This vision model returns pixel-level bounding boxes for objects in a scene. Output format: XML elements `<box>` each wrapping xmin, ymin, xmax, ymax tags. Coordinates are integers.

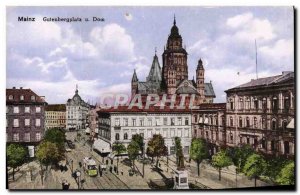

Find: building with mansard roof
<box><xmin>131</xmin><ymin>17</ymin><xmax>215</xmax><ymax>104</ymax></box>
<box><xmin>6</xmin><ymin>87</ymin><xmax>47</xmax><ymax>157</ymax></box>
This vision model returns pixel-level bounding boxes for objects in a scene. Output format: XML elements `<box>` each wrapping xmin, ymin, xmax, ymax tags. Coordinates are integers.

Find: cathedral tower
<box><xmin>196</xmin><ymin>58</ymin><xmax>205</xmax><ymax>103</ymax></box>
<box><xmin>162</xmin><ymin>16</ymin><xmax>188</xmax><ymax>94</ymax></box>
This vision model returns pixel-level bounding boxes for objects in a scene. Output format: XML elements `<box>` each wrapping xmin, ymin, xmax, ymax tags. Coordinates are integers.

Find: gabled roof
<box><xmin>176</xmin><ymin>79</ymin><xmax>199</xmax><ymax>94</ymax></box>
<box><xmin>146</xmin><ymin>54</ymin><xmax>162</xmax><ymax>82</ymax></box>
<box><xmin>227</xmin><ymin>71</ymin><xmax>294</xmax><ymax>91</ymax></box>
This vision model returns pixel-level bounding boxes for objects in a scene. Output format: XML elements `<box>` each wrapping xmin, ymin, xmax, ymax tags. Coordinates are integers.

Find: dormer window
<box><xmin>20</xmin><ymin>95</ymin><xmax>24</xmax><ymax>101</ymax></box>
<box><xmin>9</xmin><ymin>95</ymin><xmax>13</xmax><ymax>100</ymax></box>
<box><xmin>31</xmin><ymin>96</ymin><xmax>35</xmax><ymax>101</ymax></box>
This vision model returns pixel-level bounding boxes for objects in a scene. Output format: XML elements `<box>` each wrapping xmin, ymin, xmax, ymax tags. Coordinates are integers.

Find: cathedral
<box><xmin>131</xmin><ymin>17</ymin><xmax>215</xmax><ymax>104</ymax></box>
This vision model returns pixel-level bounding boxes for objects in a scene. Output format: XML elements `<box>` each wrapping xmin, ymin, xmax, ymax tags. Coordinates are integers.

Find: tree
<box><xmin>36</xmin><ymin>141</ymin><xmax>62</xmax><ymax>185</ymax></box>
<box><xmin>190</xmin><ymin>138</ymin><xmax>208</xmax><ymax>176</ymax></box>
<box><xmin>265</xmin><ymin>156</ymin><xmax>288</xmax><ymax>182</ymax></box>
<box><xmin>112</xmin><ymin>142</ymin><xmax>127</xmax><ymax>172</ymax></box>
<box><xmin>243</xmin><ymin>153</ymin><xmax>267</xmax><ymax>187</ymax></box>
<box><xmin>7</xmin><ymin>144</ymin><xmax>27</xmax><ymax>181</ymax></box>
<box><xmin>146</xmin><ymin>134</ymin><xmax>168</xmax><ymax>167</ymax></box>
<box><xmin>36</xmin><ymin>141</ymin><xmax>62</xmax><ymax>167</ymax></box>
<box><xmin>44</xmin><ymin>128</ymin><xmax>65</xmax><ymax>154</ymax></box>
<box><xmin>132</xmin><ymin>134</ymin><xmax>144</xmax><ymax>156</ymax></box>
<box><xmin>276</xmin><ymin>161</ymin><xmax>294</xmax><ymax>185</ymax></box>
<box><xmin>228</xmin><ymin>145</ymin><xmax>254</xmax><ymax>173</ymax></box>
<box><xmin>127</xmin><ymin>141</ymin><xmax>140</xmax><ymax>172</ymax></box>
<box><xmin>211</xmin><ymin>150</ymin><xmax>232</xmax><ymax>181</ymax></box>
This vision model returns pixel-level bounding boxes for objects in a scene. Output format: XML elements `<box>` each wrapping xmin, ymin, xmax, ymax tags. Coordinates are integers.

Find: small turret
<box><xmin>131</xmin><ymin>69</ymin><xmax>138</xmax><ymax>97</ymax></box>
<box><xmin>196</xmin><ymin>58</ymin><xmax>205</xmax><ymax>104</ymax></box>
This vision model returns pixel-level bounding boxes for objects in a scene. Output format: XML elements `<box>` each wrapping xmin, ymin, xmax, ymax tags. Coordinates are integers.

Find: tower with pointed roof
<box><xmin>129</xmin><ymin>16</ymin><xmax>216</xmax><ymax>103</ymax></box>
<box><xmin>131</xmin><ymin>69</ymin><xmax>138</xmax><ymax>97</ymax></box>
<box><xmin>162</xmin><ymin>15</ymin><xmax>188</xmax><ymax>94</ymax></box>
<box><xmin>196</xmin><ymin>58</ymin><xmax>205</xmax><ymax>103</ymax></box>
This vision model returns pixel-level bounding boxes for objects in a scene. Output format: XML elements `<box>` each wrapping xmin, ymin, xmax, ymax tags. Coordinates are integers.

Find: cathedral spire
<box><xmin>173</xmin><ymin>14</ymin><xmax>176</xmax><ymax>25</ymax></box>
<box><xmin>132</xmin><ymin>69</ymin><xmax>138</xmax><ymax>82</ymax></box>
<box><xmin>197</xmin><ymin>58</ymin><xmax>204</xmax><ymax>70</ymax></box>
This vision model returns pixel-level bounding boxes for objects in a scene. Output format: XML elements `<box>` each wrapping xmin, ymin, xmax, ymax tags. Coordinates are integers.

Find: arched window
<box><xmin>124</xmin><ymin>133</ymin><xmax>128</xmax><ymax>140</ymax></box>
<box><xmin>229</xmin><ymin>99</ymin><xmax>234</xmax><ymax>110</ymax></box>
<box><xmin>246</xmin><ymin>97</ymin><xmax>250</xmax><ymax>110</ymax></box>
<box><xmin>262</xmin><ymin>118</ymin><xmax>267</xmax><ymax>129</ymax></box>
<box><xmin>115</xmin><ymin>133</ymin><xmax>120</xmax><ymax>140</ymax></box>
<box><xmin>20</xmin><ymin>95</ymin><xmax>24</xmax><ymax>101</ymax></box>
<box><xmin>262</xmin><ymin>97</ymin><xmax>267</xmax><ymax>110</ymax></box>
<box><xmin>230</xmin><ymin>117</ymin><xmax>233</xmax><ymax>126</ymax></box>
<box><xmin>254</xmin><ymin>117</ymin><xmax>257</xmax><ymax>128</ymax></box>
<box><xmin>246</xmin><ymin>117</ymin><xmax>250</xmax><ymax>127</ymax></box>
<box><xmin>221</xmin><ymin>116</ymin><xmax>225</xmax><ymax>126</ymax></box>
<box><xmin>239</xmin><ymin>117</ymin><xmax>243</xmax><ymax>127</ymax></box>
<box><xmin>239</xmin><ymin>98</ymin><xmax>244</xmax><ymax>110</ymax></box>
<box><xmin>253</xmin><ymin>97</ymin><xmax>258</xmax><ymax>109</ymax></box>
<box><xmin>272</xmin><ymin>96</ymin><xmax>278</xmax><ymax>111</ymax></box>
<box><xmin>272</xmin><ymin>119</ymin><xmax>277</xmax><ymax>130</ymax></box>
<box><xmin>282</xmin><ymin>120</ymin><xmax>288</xmax><ymax>130</ymax></box>
<box><xmin>261</xmin><ymin>137</ymin><xmax>266</xmax><ymax>149</ymax></box>
<box><xmin>8</xmin><ymin>95</ymin><xmax>13</xmax><ymax>100</ymax></box>
<box><xmin>284</xmin><ymin>95</ymin><xmax>290</xmax><ymax>110</ymax></box>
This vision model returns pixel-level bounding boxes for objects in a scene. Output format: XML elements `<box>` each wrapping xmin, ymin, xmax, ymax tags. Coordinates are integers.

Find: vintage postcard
<box><xmin>6</xmin><ymin>6</ymin><xmax>295</xmax><ymax>190</ymax></box>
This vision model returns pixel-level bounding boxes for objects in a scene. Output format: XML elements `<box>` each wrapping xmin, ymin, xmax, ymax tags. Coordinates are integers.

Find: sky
<box><xmin>6</xmin><ymin>6</ymin><xmax>294</xmax><ymax>104</ymax></box>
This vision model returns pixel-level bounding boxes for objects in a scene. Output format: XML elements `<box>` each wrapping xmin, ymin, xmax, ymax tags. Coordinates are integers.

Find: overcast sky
<box><xmin>6</xmin><ymin>6</ymin><xmax>294</xmax><ymax>104</ymax></box>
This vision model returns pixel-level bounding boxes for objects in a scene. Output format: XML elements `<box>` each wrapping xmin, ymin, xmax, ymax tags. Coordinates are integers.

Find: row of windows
<box><xmin>114</xmin><ymin>117</ymin><xmax>190</xmax><ymax>127</ymax></box>
<box><xmin>228</xmin><ymin>95</ymin><xmax>292</xmax><ymax>110</ymax></box>
<box><xmin>8</xmin><ymin>95</ymin><xmax>36</xmax><ymax>101</ymax></box>
<box><xmin>10</xmin><ymin>132</ymin><xmax>41</xmax><ymax>142</ymax></box>
<box><xmin>46</xmin><ymin>120</ymin><xmax>65</xmax><ymax>124</ymax></box>
<box><xmin>228</xmin><ymin>116</ymin><xmax>288</xmax><ymax>130</ymax></box>
<box><xmin>46</xmin><ymin>115</ymin><xmax>65</xmax><ymax>119</ymax></box>
<box><xmin>7</xmin><ymin>106</ymin><xmax>41</xmax><ymax>114</ymax></box>
<box><xmin>8</xmin><ymin>118</ymin><xmax>41</xmax><ymax>127</ymax></box>
<box><xmin>113</xmin><ymin>129</ymin><xmax>190</xmax><ymax>141</ymax></box>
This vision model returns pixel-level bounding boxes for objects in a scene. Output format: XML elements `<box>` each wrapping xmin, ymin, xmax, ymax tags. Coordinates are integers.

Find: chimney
<box><xmin>12</xmin><ymin>87</ymin><xmax>16</xmax><ymax>89</ymax></box>
<box><xmin>20</xmin><ymin>87</ymin><xmax>23</xmax><ymax>89</ymax></box>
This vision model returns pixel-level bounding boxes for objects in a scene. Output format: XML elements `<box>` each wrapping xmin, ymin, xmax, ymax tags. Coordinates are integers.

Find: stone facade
<box><xmin>97</xmin><ymin>106</ymin><xmax>192</xmax><ymax>156</ymax></box>
<box><xmin>192</xmin><ymin>103</ymin><xmax>226</xmax><ymax>155</ymax></box>
<box><xmin>6</xmin><ymin>87</ymin><xmax>47</xmax><ymax>156</ymax></box>
<box><xmin>225</xmin><ymin>71</ymin><xmax>295</xmax><ymax>157</ymax></box>
<box><xmin>131</xmin><ymin>17</ymin><xmax>215</xmax><ymax>104</ymax></box>
<box><xmin>45</xmin><ymin>104</ymin><xmax>66</xmax><ymax>130</ymax></box>
<box><xmin>66</xmin><ymin>86</ymin><xmax>90</xmax><ymax>131</ymax></box>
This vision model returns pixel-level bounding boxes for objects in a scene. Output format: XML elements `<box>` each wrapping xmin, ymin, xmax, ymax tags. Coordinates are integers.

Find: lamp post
<box><xmin>142</xmin><ymin>143</ymin><xmax>145</xmax><ymax>178</ymax></box>
<box><xmin>70</xmin><ymin>160</ymin><xmax>73</xmax><ymax>173</ymax></box>
<box><xmin>76</xmin><ymin>170</ymin><xmax>81</xmax><ymax>189</ymax></box>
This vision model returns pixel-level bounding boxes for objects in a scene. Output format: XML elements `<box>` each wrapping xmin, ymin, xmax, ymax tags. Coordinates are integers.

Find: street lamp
<box><xmin>142</xmin><ymin>142</ymin><xmax>145</xmax><ymax>178</ymax></box>
<box><xmin>70</xmin><ymin>160</ymin><xmax>73</xmax><ymax>173</ymax></box>
<box><xmin>76</xmin><ymin>170</ymin><xmax>81</xmax><ymax>189</ymax></box>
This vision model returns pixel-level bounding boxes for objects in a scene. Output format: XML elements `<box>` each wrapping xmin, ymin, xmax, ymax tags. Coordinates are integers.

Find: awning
<box><xmin>287</xmin><ymin>118</ymin><xmax>294</xmax><ymax>129</ymax></box>
<box><xmin>93</xmin><ymin>139</ymin><xmax>111</xmax><ymax>153</ymax></box>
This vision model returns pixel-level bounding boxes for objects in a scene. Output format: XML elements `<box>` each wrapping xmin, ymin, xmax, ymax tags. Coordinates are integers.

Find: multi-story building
<box><xmin>87</xmin><ymin>105</ymin><xmax>100</xmax><ymax>138</ymax></box>
<box><xmin>192</xmin><ymin>103</ymin><xmax>226</xmax><ymax>155</ymax></box>
<box><xmin>66</xmin><ymin>86</ymin><xmax>90</xmax><ymax>131</ymax></box>
<box><xmin>225</xmin><ymin>71</ymin><xmax>295</xmax><ymax>157</ymax></box>
<box><xmin>131</xmin><ymin>17</ymin><xmax>216</xmax><ymax>104</ymax></box>
<box><xmin>96</xmin><ymin>106</ymin><xmax>192</xmax><ymax>156</ymax></box>
<box><xmin>45</xmin><ymin>104</ymin><xmax>66</xmax><ymax>130</ymax></box>
<box><xmin>6</xmin><ymin>87</ymin><xmax>47</xmax><ymax>157</ymax></box>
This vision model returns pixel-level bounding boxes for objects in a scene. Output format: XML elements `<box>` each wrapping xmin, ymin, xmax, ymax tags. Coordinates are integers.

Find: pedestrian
<box><xmin>79</xmin><ymin>162</ymin><xmax>82</xmax><ymax>168</ymax></box>
<box><xmin>106</xmin><ymin>160</ymin><xmax>108</xmax><ymax>165</ymax></box>
<box><xmin>111</xmin><ymin>159</ymin><xmax>113</xmax><ymax>165</ymax></box>
<box><xmin>114</xmin><ymin>165</ymin><xmax>117</xmax><ymax>173</ymax></box>
<box><xmin>109</xmin><ymin>166</ymin><xmax>112</xmax><ymax>173</ymax></box>
<box><xmin>99</xmin><ymin>170</ymin><xmax>103</xmax><ymax>177</ymax></box>
<box><xmin>120</xmin><ymin>169</ymin><xmax>123</xmax><ymax>176</ymax></box>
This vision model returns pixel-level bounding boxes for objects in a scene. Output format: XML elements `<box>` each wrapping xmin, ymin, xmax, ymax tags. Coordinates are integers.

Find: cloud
<box><xmin>90</xmin><ymin>23</ymin><xmax>135</xmax><ymax>62</ymax></box>
<box><xmin>226</xmin><ymin>12</ymin><xmax>276</xmax><ymax>42</ymax></box>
